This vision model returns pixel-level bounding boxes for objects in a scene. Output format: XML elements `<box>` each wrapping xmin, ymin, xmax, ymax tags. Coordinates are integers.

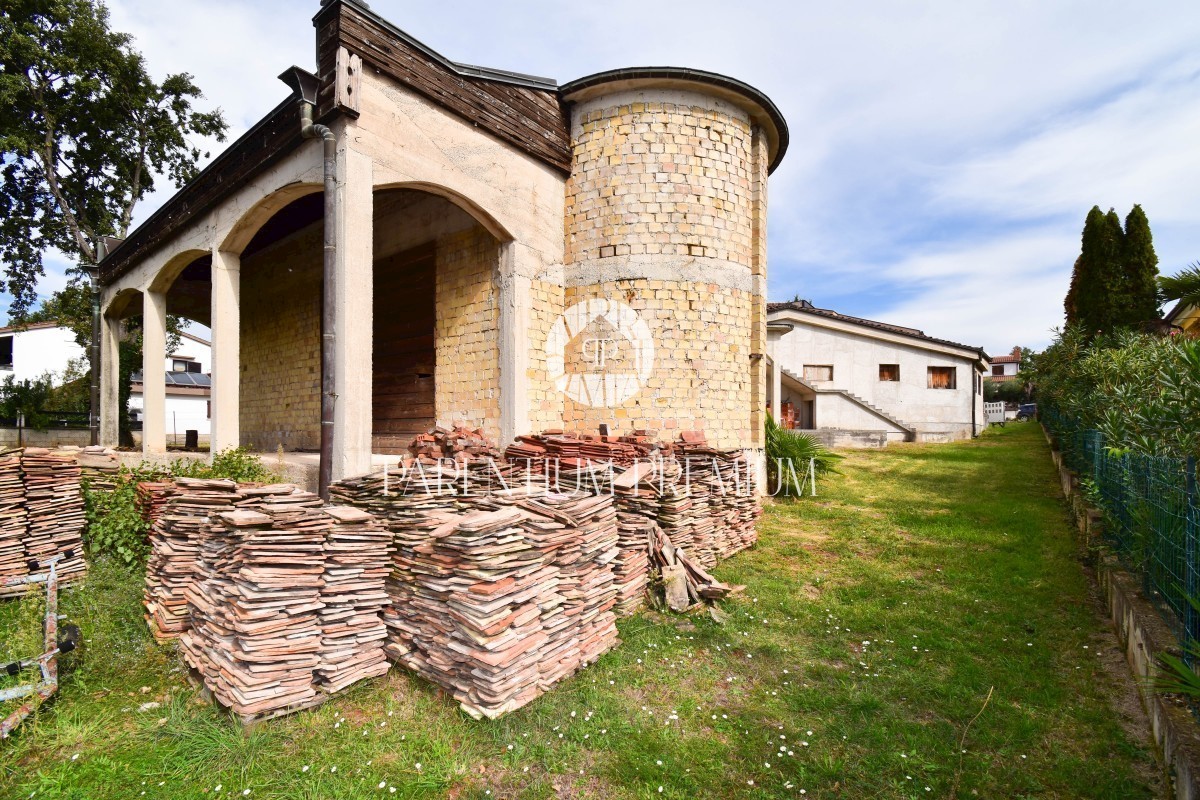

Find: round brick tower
<box><xmin>557</xmin><ymin>69</ymin><xmax>787</xmax><ymax>451</ymax></box>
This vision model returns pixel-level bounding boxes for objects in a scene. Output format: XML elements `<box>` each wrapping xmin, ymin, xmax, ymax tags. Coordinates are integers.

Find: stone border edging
<box><xmin>1042</xmin><ymin>422</ymin><xmax>1200</xmax><ymax>800</ymax></box>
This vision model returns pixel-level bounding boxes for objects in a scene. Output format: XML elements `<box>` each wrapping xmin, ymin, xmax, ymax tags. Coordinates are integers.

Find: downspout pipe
<box><xmin>279</xmin><ymin>67</ymin><xmax>337</xmax><ymax>499</ymax></box>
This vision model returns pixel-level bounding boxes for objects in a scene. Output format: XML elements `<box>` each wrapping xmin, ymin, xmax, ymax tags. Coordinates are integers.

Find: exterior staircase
<box><xmin>779</xmin><ymin>368</ymin><xmax>915</xmax><ymax>441</ymax></box>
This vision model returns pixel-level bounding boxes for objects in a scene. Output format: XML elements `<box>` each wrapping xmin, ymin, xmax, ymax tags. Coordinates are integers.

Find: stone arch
<box><xmin>372</xmin><ymin>180</ymin><xmax>513</xmax><ymax>244</ymax></box>
<box><xmin>217</xmin><ymin>182</ymin><xmax>324</xmax><ymax>255</ymax></box>
<box><xmin>147</xmin><ymin>248</ymin><xmax>210</xmax><ymax>295</ymax></box>
<box><xmin>104</xmin><ymin>287</ymin><xmax>143</xmax><ymax>320</ymax></box>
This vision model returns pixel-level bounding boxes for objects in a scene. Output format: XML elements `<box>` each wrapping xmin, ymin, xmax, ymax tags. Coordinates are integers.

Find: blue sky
<box><xmin>24</xmin><ymin>0</ymin><xmax>1200</xmax><ymax>354</ymax></box>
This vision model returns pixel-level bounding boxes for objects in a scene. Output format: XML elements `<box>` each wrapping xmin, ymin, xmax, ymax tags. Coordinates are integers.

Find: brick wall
<box><xmin>527</xmin><ymin>278</ymin><xmax>565</xmax><ymax>433</ymax></box>
<box><xmin>565</xmin><ymin>92</ymin><xmax>756</xmax><ymax>267</ymax></box>
<box><xmin>434</xmin><ymin>227</ymin><xmax>502</xmax><ymax>442</ymax></box>
<box><xmin>239</xmin><ymin>225</ymin><xmax>322</xmax><ymax>452</ymax></box>
<box><xmin>561</xmin><ymin>88</ymin><xmax>765</xmax><ymax>450</ymax></box>
<box><xmin>559</xmin><ymin>280</ymin><xmax>754</xmax><ymax>449</ymax></box>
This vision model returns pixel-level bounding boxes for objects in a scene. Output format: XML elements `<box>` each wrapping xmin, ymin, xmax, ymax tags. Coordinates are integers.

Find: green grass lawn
<box><xmin>0</xmin><ymin>423</ymin><xmax>1163</xmax><ymax>798</ymax></box>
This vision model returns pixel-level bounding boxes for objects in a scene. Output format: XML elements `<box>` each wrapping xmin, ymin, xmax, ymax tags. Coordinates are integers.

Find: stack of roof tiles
<box><xmin>675</xmin><ymin>435</ymin><xmax>761</xmax><ymax>559</ymax></box>
<box><xmin>316</xmin><ymin>506</ymin><xmax>392</xmax><ymax>694</ymax></box>
<box><xmin>409</xmin><ymin>424</ymin><xmax>504</xmax><ymax>466</ymax></box>
<box><xmin>21</xmin><ymin>448</ymin><xmax>87</xmax><ymax>583</ymax></box>
<box><xmin>143</xmin><ymin>478</ymin><xmax>242</xmax><ymax>637</ymax></box>
<box><xmin>376</xmin><ymin>493</ymin><xmax>620</xmax><ymax>719</ymax></box>
<box><xmin>158</xmin><ymin>482</ymin><xmax>394</xmax><ymax>722</ymax></box>
<box><xmin>0</xmin><ymin>450</ymin><xmax>28</xmax><ymax>595</ymax></box>
<box><xmin>181</xmin><ymin>497</ymin><xmax>328</xmax><ymax>720</ymax></box>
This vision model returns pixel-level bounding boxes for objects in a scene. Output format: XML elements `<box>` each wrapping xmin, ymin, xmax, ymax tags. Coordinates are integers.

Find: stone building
<box><xmin>97</xmin><ymin>0</ymin><xmax>788</xmax><ymax>482</ymax></box>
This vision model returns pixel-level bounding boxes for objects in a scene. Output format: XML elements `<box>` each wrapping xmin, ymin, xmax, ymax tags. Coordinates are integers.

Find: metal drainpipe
<box><xmin>87</xmin><ymin>244</ymin><xmax>105</xmax><ymax>447</ymax></box>
<box><xmin>297</xmin><ymin>101</ymin><xmax>338</xmax><ymax>500</ymax></box>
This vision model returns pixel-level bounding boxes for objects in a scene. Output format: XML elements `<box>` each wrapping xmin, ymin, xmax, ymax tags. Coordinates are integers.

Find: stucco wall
<box><xmin>773</xmin><ymin>317</ymin><xmax>984</xmax><ymax>440</ymax></box>
<box><xmin>0</xmin><ymin>326</ymin><xmax>85</xmax><ymax>385</ymax></box>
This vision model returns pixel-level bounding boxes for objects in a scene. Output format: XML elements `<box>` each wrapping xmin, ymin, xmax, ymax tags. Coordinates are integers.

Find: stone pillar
<box><xmin>498</xmin><ymin>242</ymin><xmax>533</xmax><ymax>447</ymax></box>
<box><xmin>99</xmin><ymin>312</ymin><xmax>121</xmax><ymax>446</ymax></box>
<box><xmin>210</xmin><ymin>249</ymin><xmax>241</xmax><ymax>452</ymax></box>
<box><xmin>141</xmin><ymin>290</ymin><xmax>168</xmax><ymax>454</ymax></box>
<box><xmin>331</xmin><ymin>142</ymin><xmax>373</xmax><ymax>481</ymax></box>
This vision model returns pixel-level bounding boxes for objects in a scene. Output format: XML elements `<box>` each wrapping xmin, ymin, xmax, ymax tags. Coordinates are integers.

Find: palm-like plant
<box><xmin>1160</xmin><ymin>262</ymin><xmax>1200</xmax><ymax>309</ymax></box>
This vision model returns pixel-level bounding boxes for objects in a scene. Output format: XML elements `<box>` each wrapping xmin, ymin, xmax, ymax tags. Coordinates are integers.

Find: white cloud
<box><xmin>12</xmin><ymin>0</ymin><xmax>1199</xmax><ymax>350</ymax></box>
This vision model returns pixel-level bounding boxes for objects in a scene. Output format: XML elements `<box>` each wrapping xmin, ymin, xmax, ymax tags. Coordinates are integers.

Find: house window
<box><xmin>878</xmin><ymin>364</ymin><xmax>900</xmax><ymax>382</ymax></box>
<box><xmin>928</xmin><ymin>366</ymin><xmax>957</xmax><ymax>389</ymax></box>
<box><xmin>172</xmin><ymin>359</ymin><xmax>201</xmax><ymax>374</ymax></box>
<box><xmin>803</xmin><ymin>365</ymin><xmax>833</xmax><ymax>382</ymax></box>
<box><xmin>0</xmin><ymin>336</ymin><xmax>11</xmax><ymax>370</ymax></box>
<box><xmin>992</xmin><ymin>365</ymin><xmax>1005</xmax><ymax>377</ymax></box>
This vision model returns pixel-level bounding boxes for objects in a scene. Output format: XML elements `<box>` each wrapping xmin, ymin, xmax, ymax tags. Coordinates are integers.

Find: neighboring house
<box><xmin>0</xmin><ymin>321</ymin><xmax>86</xmax><ymax>384</ymax></box>
<box><xmin>129</xmin><ymin>331</ymin><xmax>213</xmax><ymax>438</ymax></box>
<box><xmin>0</xmin><ymin>320</ymin><xmax>212</xmax><ymax>439</ymax></box>
<box><xmin>985</xmin><ymin>346</ymin><xmax>1023</xmax><ymax>382</ymax></box>
<box><xmin>766</xmin><ymin>300</ymin><xmax>990</xmax><ymax>446</ymax></box>
<box><xmin>1166</xmin><ymin>301</ymin><xmax>1200</xmax><ymax>336</ymax></box>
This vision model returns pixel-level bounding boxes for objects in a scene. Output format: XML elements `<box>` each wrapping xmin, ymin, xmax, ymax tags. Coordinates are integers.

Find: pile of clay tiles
<box><xmin>164</xmin><ymin>484</ymin><xmax>392</xmax><ymax>721</ymax></box>
<box><xmin>674</xmin><ymin>434</ymin><xmax>761</xmax><ymax>560</ymax></box>
<box><xmin>379</xmin><ymin>489</ymin><xmax>620</xmax><ymax>719</ymax></box>
<box><xmin>77</xmin><ymin>446</ymin><xmax>121</xmax><ymax>492</ymax></box>
<box><xmin>21</xmin><ymin>448</ymin><xmax>87</xmax><ymax>584</ymax></box>
<box><xmin>143</xmin><ymin>477</ymin><xmax>243</xmax><ymax>637</ymax></box>
<box><xmin>0</xmin><ymin>450</ymin><xmax>28</xmax><ymax>595</ymax></box>
<box><xmin>504</xmin><ymin>430</ymin><xmax>664</xmax><ymax>471</ymax></box>
<box><xmin>409</xmin><ymin>424</ymin><xmax>504</xmax><ymax>465</ymax></box>
<box><xmin>316</xmin><ymin>505</ymin><xmax>392</xmax><ymax>693</ymax></box>
<box><xmin>136</xmin><ymin>480</ymin><xmax>174</xmax><ymax>525</ymax></box>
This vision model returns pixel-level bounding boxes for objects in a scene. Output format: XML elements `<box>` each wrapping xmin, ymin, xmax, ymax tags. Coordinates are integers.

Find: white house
<box><xmin>0</xmin><ymin>321</ymin><xmax>87</xmax><ymax>384</ymax></box>
<box><xmin>986</xmin><ymin>346</ymin><xmax>1022</xmax><ymax>382</ymax></box>
<box><xmin>0</xmin><ymin>319</ymin><xmax>213</xmax><ymax>439</ymax></box>
<box><xmin>129</xmin><ymin>331</ymin><xmax>212</xmax><ymax>439</ymax></box>
<box><xmin>766</xmin><ymin>300</ymin><xmax>990</xmax><ymax>446</ymax></box>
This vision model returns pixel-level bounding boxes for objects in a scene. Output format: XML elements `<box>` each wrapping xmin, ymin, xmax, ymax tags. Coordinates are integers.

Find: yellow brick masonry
<box><xmin>565</xmin><ymin>100</ymin><xmax>755</xmax><ymax>267</ymax></box>
<box><xmin>561</xmin><ymin>280</ymin><xmax>754</xmax><ymax>450</ymax></box>
<box><xmin>527</xmin><ymin>279</ymin><xmax>566</xmax><ymax>433</ymax></box>
<box><xmin>434</xmin><ymin>227</ymin><xmax>502</xmax><ymax>442</ymax></box>
<box><xmin>239</xmin><ymin>226</ymin><xmax>322</xmax><ymax>452</ymax></box>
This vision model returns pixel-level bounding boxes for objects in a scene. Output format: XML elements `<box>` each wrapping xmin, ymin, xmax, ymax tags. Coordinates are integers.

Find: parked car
<box><xmin>1016</xmin><ymin>403</ymin><xmax>1037</xmax><ymax>421</ymax></box>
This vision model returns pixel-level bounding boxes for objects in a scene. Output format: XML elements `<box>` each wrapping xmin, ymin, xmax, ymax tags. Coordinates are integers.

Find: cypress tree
<box><xmin>1120</xmin><ymin>204</ymin><xmax>1160</xmax><ymax>325</ymax></box>
<box><xmin>1065</xmin><ymin>256</ymin><xmax>1082</xmax><ymax>325</ymax></box>
<box><xmin>1072</xmin><ymin>206</ymin><xmax>1111</xmax><ymax>334</ymax></box>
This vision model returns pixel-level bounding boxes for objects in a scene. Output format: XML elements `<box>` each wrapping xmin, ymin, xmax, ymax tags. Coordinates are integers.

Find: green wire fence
<box><xmin>1043</xmin><ymin>408</ymin><xmax>1200</xmax><ymax>663</ymax></box>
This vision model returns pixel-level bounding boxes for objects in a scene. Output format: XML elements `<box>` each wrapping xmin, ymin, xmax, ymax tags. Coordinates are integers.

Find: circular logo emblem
<box><xmin>546</xmin><ymin>298</ymin><xmax>654</xmax><ymax>408</ymax></box>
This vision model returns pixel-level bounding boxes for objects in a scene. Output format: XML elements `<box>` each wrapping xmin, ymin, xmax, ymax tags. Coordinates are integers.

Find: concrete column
<box><xmin>331</xmin><ymin>143</ymin><xmax>373</xmax><ymax>481</ymax></box>
<box><xmin>498</xmin><ymin>242</ymin><xmax>533</xmax><ymax>447</ymax></box>
<box><xmin>141</xmin><ymin>290</ymin><xmax>168</xmax><ymax>454</ymax></box>
<box><xmin>99</xmin><ymin>312</ymin><xmax>121</xmax><ymax>446</ymax></box>
<box><xmin>211</xmin><ymin>249</ymin><xmax>241</xmax><ymax>452</ymax></box>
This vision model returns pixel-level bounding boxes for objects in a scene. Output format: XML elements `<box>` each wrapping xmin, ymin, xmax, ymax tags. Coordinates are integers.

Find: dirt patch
<box><xmin>1080</xmin><ymin>563</ymin><xmax>1171</xmax><ymax>796</ymax></box>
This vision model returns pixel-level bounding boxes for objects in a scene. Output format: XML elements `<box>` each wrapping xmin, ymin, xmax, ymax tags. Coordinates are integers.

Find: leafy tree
<box><xmin>0</xmin><ymin>373</ymin><xmax>55</xmax><ymax>429</ymax></box>
<box><xmin>0</xmin><ymin>0</ymin><xmax>227</xmax><ymax>315</ymax></box>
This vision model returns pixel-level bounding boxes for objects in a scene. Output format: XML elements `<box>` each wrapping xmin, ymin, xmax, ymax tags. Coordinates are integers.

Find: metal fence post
<box><xmin>1186</xmin><ymin>456</ymin><xmax>1199</xmax><ymax>662</ymax></box>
